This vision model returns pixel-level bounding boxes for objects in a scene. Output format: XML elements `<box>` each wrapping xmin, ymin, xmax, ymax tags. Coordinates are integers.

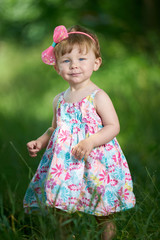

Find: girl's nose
<box><xmin>70</xmin><ymin>61</ymin><xmax>78</xmax><ymax>69</ymax></box>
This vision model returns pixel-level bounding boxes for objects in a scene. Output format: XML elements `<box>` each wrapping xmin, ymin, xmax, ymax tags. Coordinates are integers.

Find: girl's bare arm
<box><xmin>72</xmin><ymin>90</ymin><xmax>120</xmax><ymax>160</ymax></box>
<box><xmin>89</xmin><ymin>90</ymin><xmax>120</xmax><ymax>147</ymax></box>
<box><xmin>27</xmin><ymin>94</ymin><xmax>60</xmax><ymax>157</ymax></box>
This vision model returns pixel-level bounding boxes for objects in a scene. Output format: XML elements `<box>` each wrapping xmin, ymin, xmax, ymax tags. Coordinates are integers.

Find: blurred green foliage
<box><xmin>1</xmin><ymin>0</ymin><xmax>160</xmax><ymax>46</ymax></box>
<box><xmin>0</xmin><ymin>0</ymin><xmax>160</xmax><ymax>238</ymax></box>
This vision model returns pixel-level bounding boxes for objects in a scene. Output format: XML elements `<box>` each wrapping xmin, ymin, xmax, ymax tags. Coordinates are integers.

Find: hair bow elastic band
<box><xmin>41</xmin><ymin>25</ymin><xmax>95</xmax><ymax>66</ymax></box>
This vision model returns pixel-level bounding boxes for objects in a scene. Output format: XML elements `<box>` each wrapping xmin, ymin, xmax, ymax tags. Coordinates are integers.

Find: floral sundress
<box><xmin>23</xmin><ymin>89</ymin><xmax>136</xmax><ymax>215</ymax></box>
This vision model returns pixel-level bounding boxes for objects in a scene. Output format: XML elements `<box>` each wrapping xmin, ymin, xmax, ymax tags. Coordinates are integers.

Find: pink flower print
<box><xmin>51</xmin><ymin>164</ymin><xmax>63</xmax><ymax>177</ymax></box>
<box><xmin>118</xmin><ymin>187</ymin><xmax>123</xmax><ymax>196</ymax></box>
<box><xmin>46</xmin><ymin>180</ymin><xmax>50</xmax><ymax>189</ymax></box>
<box><xmin>112</xmin><ymin>155</ymin><xmax>117</xmax><ymax>163</ymax></box>
<box><xmin>82</xmin><ymin>117</ymin><xmax>87</xmax><ymax>123</ymax></box>
<box><xmin>89</xmin><ymin>126</ymin><xmax>95</xmax><ymax>134</ymax></box>
<box><xmin>34</xmin><ymin>187</ymin><xmax>41</xmax><ymax>194</ymax></box>
<box><xmin>71</xmin><ymin>119</ymin><xmax>78</xmax><ymax>124</ymax></box>
<box><xmin>108</xmin><ymin>164</ymin><xmax>115</xmax><ymax>173</ymax></box>
<box><xmin>89</xmin><ymin>150</ymin><xmax>97</xmax><ymax>160</ymax></box>
<box><xmin>127</xmin><ymin>195</ymin><xmax>136</xmax><ymax>205</ymax></box>
<box><xmin>123</xmin><ymin>162</ymin><xmax>128</xmax><ymax>168</ymax></box>
<box><xmin>90</xmin><ymin>149</ymin><xmax>103</xmax><ymax>161</ymax></box>
<box><xmin>105</xmin><ymin>144</ymin><xmax>113</xmax><ymax>151</ymax></box>
<box><xmin>125</xmin><ymin>173</ymin><xmax>132</xmax><ymax>181</ymax></box>
<box><xmin>123</xmin><ymin>189</ymin><xmax>129</xmax><ymax>200</ymax></box>
<box><xmin>33</xmin><ymin>172</ymin><xmax>40</xmax><ymax>182</ymax></box>
<box><xmin>47</xmin><ymin>152</ymin><xmax>53</xmax><ymax>160</ymax></box>
<box><xmin>96</xmin><ymin>149</ymin><xmax>103</xmax><ymax>160</ymax></box>
<box><xmin>85</xmin><ymin>161</ymin><xmax>91</xmax><ymax>169</ymax></box>
<box><xmin>99</xmin><ymin>170</ymin><xmax>106</xmax><ymax>181</ymax></box>
<box><xmin>69</xmin><ymin>162</ymin><xmax>82</xmax><ymax>171</ymax></box>
<box><xmin>48</xmin><ymin>197</ymin><xmax>64</xmax><ymax>207</ymax></box>
<box><xmin>84</xmin><ymin>124</ymin><xmax>89</xmax><ymax>134</ymax></box>
<box><xmin>57</xmin><ymin>107</ymin><xmax>61</xmax><ymax>117</ymax></box>
<box><xmin>73</xmin><ymin>126</ymin><xmax>80</xmax><ymax>134</ymax></box>
<box><xmin>47</xmin><ymin>139</ymin><xmax>53</xmax><ymax>150</ymax></box>
<box><xmin>40</xmin><ymin>166</ymin><xmax>49</xmax><ymax>174</ymax></box>
<box><xmin>112</xmin><ymin>152</ymin><xmax>122</xmax><ymax>165</ymax></box>
<box><xmin>67</xmin><ymin>105</ymin><xmax>75</xmax><ymax>114</ymax></box>
<box><xmin>59</xmin><ymin>130</ymin><xmax>70</xmax><ymax>143</ymax></box>
<box><xmin>114</xmin><ymin>139</ymin><xmax>119</xmax><ymax>148</ymax></box>
<box><xmin>114</xmin><ymin>199</ymin><xmax>120</xmax><ymax>209</ymax></box>
<box><xmin>65</xmin><ymin>172</ymin><xmax>71</xmax><ymax>180</ymax></box>
<box><xmin>46</xmin><ymin>198</ymin><xmax>54</xmax><ymax>206</ymax></box>
<box><xmin>110</xmin><ymin>179</ymin><xmax>118</xmax><ymax>186</ymax></box>
<box><xmin>97</xmin><ymin>185</ymin><xmax>105</xmax><ymax>197</ymax></box>
<box><xmin>55</xmin><ymin>144</ymin><xmax>62</xmax><ymax>154</ymax></box>
<box><xmin>118</xmin><ymin>187</ymin><xmax>129</xmax><ymax>200</ymax></box>
<box><xmin>81</xmin><ymin>98</ymin><xmax>87</xmax><ymax>105</ymax></box>
<box><xmin>99</xmin><ymin>204</ymin><xmax>112</xmax><ymax>215</ymax></box>
<box><xmin>77</xmin><ymin>198</ymin><xmax>91</xmax><ymax>208</ymax></box>
<box><xmin>88</xmin><ymin>115</ymin><xmax>96</xmax><ymax>124</ymax></box>
<box><xmin>68</xmin><ymin>184</ymin><xmax>79</xmax><ymax>191</ymax></box>
<box><xmin>99</xmin><ymin>170</ymin><xmax>110</xmax><ymax>184</ymax></box>
<box><xmin>82</xmin><ymin>114</ymin><xmax>96</xmax><ymax>125</ymax></box>
<box><xmin>46</xmin><ymin>179</ymin><xmax>56</xmax><ymax>189</ymax></box>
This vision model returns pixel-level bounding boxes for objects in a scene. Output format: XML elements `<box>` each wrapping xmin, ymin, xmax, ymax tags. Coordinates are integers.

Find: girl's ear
<box><xmin>54</xmin><ymin>64</ymin><xmax>60</xmax><ymax>74</ymax></box>
<box><xmin>94</xmin><ymin>57</ymin><xmax>102</xmax><ymax>71</ymax></box>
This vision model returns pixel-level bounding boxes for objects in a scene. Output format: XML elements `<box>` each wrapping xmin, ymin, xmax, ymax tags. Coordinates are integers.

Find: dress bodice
<box><xmin>56</xmin><ymin>89</ymin><xmax>103</xmax><ymax>127</ymax></box>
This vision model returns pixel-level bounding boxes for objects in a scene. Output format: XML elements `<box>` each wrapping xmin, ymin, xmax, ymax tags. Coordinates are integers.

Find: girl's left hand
<box><xmin>72</xmin><ymin>138</ymin><xmax>94</xmax><ymax>161</ymax></box>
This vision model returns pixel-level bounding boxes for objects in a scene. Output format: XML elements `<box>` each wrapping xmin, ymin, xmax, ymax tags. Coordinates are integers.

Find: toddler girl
<box><xmin>24</xmin><ymin>25</ymin><xmax>136</xmax><ymax>240</ymax></box>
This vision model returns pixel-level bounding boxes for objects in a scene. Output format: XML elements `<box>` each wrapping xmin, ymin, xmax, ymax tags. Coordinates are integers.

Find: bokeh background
<box><xmin>0</xmin><ymin>0</ymin><xmax>160</xmax><ymax>239</ymax></box>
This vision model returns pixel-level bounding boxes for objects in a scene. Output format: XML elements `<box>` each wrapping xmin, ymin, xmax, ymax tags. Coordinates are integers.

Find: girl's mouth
<box><xmin>70</xmin><ymin>73</ymin><xmax>81</xmax><ymax>76</ymax></box>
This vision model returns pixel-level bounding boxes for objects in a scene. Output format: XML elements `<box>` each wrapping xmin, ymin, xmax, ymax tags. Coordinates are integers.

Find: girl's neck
<box><xmin>69</xmin><ymin>80</ymin><xmax>93</xmax><ymax>92</ymax></box>
<box><xmin>64</xmin><ymin>81</ymin><xmax>98</xmax><ymax>103</ymax></box>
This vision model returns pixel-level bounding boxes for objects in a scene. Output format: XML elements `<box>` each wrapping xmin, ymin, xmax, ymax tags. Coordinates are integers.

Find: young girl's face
<box><xmin>56</xmin><ymin>44</ymin><xmax>101</xmax><ymax>86</ymax></box>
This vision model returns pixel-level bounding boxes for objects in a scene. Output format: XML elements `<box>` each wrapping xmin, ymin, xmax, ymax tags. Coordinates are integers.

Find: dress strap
<box><xmin>56</xmin><ymin>91</ymin><xmax>64</xmax><ymax>109</ymax></box>
<box><xmin>91</xmin><ymin>88</ymin><xmax>101</xmax><ymax>98</ymax></box>
<box><xmin>86</xmin><ymin>89</ymin><xmax>101</xmax><ymax>107</ymax></box>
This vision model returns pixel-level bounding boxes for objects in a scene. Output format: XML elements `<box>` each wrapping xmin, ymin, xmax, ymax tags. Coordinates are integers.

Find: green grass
<box><xmin>0</xmin><ymin>36</ymin><xmax>160</xmax><ymax>239</ymax></box>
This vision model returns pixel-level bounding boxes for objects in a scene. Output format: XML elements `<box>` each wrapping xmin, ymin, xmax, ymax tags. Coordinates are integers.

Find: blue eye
<box><xmin>79</xmin><ymin>58</ymin><xmax>85</xmax><ymax>61</ymax></box>
<box><xmin>63</xmin><ymin>59</ymin><xmax>70</xmax><ymax>63</ymax></box>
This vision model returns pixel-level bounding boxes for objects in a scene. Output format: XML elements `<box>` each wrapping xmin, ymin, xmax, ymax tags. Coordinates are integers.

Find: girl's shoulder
<box><xmin>52</xmin><ymin>91</ymin><xmax>64</xmax><ymax>108</ymax></box>
<box><xmin>94</xmin><ymin>89</ymin><xmax>113</xmax><ymax>109</ymax></box>
<box><xmin>94</xmin><ymin>89</ymin><xmax>111</xmax><ymax>101</ymax></box>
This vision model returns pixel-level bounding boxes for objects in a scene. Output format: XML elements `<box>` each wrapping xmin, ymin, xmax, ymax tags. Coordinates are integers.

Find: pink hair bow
<box><xmin>42</xmin><ymin>25</ymin><xmax>68</xmax><ymax>65</ymax></box>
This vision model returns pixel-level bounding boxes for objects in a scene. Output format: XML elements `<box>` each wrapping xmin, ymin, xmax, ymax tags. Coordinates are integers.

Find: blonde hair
<box><xmin>54</xmin><ymin>25</ymin><xmax>101</xmax><ymax>62</ymax></box>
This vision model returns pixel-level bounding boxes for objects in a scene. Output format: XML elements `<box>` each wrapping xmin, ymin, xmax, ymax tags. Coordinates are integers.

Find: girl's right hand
<box><xmin>27</xmin><ymin>140</ymin><xmax>42</xmax><ymax>157</ymax></box>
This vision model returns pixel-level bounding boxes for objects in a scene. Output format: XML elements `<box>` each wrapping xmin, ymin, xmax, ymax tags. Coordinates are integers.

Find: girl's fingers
<box><xmin>27</xmin><ymin>141</ymin><xmax>37</xmax><ymax>150</ymax></box>
<box><xmin>28</xmin><ymin>147</ymin><xmax>40</xmax><ymax>157</ymax></box>
<box><xmin>29</xmin><ymin>149</ymin><xmax>39</xmax><ymax>156</ymax></box>
<box><xmin>71</xmin><ymin>147</ymin><xmax>75</xmax><ymax>155</ymax></box>
<box><xmin>27</xmin><ymin>140</ymin><xmax>41</xmax><ymax>157</ymax></box>
<box><xmin>29</xmin><ymin>148</ymin><xmax>39</xmax><ymax>154</ymax></box>
<box><xmin>79</xmin><ymin>150</ymin><xmax>85</xmax><ymax>160</ymax></box>
<box><xmin>74</xmin><ymin>148</ymin><xmax>82</xmax><ymax>158</ymax></box>
<box><xmin>30</xmin><ymin>153</ymin><xmax>37</xmax><ymax>157</ymax></box>
<box><xmin>84</xmin><ymin>152</ymin><xmax>89</xmax><ymax>161</ymax></box>
<box><xmin>71</xmin><ymin>146</ymin><xmax>78</xmax><ymax>156</ymax></box>
<box><xmin>72</xmin><ymin>147</ymin><xmax>86</xmax><ymax>160</ymax></box>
